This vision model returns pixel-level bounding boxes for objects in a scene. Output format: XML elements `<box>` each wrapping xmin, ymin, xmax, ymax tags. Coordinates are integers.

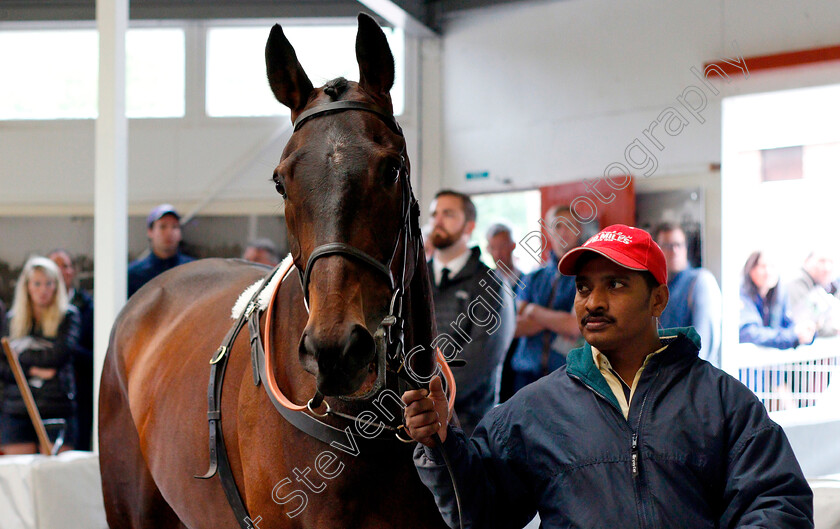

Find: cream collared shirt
<box><xmin>592</xmin><ymin>340</ymin><xmax>671</xmax><ymax>419</ymax></box>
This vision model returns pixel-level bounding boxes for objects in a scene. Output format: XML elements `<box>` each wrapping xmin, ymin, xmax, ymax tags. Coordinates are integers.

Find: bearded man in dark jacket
<box><xmin>404</xmin><ymin>225</ymin><xmax>812</xmax><ymax>529</ymax></box>
<box><xmin>427</xmin><ymin>190</ymin><xmax>515</xmax><ymax>436</ymax></box>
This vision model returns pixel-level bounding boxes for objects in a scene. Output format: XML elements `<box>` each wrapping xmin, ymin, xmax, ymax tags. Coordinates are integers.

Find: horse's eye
<box><xmin>385</xmin><ymin>158</ymin><xmax>402</xmax><ymax>184</ymax></box>
<box><xmin>273</xmin><ymin>173</ymin><xmax>287</xmax><ymax>198</ymax></box>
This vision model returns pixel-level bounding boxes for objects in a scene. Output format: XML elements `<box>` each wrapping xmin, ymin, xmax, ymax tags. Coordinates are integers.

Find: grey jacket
<box><xmin>429</xmin><ymin>247</ymin><xmax>515</xmax><ymax>435</ymax></box>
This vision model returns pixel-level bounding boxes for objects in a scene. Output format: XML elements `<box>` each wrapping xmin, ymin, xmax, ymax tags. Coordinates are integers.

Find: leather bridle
<box><xmin>198</xmin><ymin>99</ymin><xmax>465</xmax><ymax>529</ymax></box>
<box><xmin>292</xmin><ymin>100</ymin><xmax>422</xmax><ymax>410</ymax></box>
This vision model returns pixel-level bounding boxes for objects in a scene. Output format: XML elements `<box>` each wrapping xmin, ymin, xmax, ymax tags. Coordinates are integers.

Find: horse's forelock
<box><xmin>323</xmin><ymin>77</ymin><xmax>350</xmax><ymax>100</ymax></box>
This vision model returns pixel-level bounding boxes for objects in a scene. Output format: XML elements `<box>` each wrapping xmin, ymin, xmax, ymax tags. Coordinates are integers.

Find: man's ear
<box><xmin>464</xmin><ymin>220</ymin><xmax>477</xmax><ymax>238</ymax></box>
<box><xmin>651</xmin><ymin>283</ymin><xmax>669</xmax><ymax>317</ymax></box>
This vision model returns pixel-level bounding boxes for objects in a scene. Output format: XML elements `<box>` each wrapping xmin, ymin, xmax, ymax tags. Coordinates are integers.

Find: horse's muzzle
<box><xmin>299</xmin><ymin>323</ymin><xmax>377</xmax><ymax>396</ymax></box>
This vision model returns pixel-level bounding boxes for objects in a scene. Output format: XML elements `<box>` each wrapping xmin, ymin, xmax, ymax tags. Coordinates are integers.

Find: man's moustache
<box><xmin>582</xmin><ymin>313</ymin><xmax>615</xmax><ymax>325</ymax></box>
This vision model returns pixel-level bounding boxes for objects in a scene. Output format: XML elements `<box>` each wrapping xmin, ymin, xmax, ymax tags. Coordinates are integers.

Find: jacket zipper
<box><xmin>569</xmin><ymin>369</ymin><xmax>660</xmax><ymax>529</ymax></box>
<box><xmin>629</xmin><ymin>372</ymin><xmax>659</xmax><ymax>529</ymax></box>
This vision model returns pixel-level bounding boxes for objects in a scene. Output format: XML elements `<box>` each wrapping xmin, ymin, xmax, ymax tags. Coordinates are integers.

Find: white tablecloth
<box><xmin>0</xmin><ymin>451</ymin><xmax>107</xmax><ymax>529</ymax></box>
<box><xmin>0</xmin><ymin>452</ymin><xmax>837</xmax><ymax>529</ymax></box>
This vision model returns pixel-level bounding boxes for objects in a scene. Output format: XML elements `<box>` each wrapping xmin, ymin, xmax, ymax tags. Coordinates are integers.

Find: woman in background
<box><xmin>740</xmin><ymin>251</ymin><xmax>815</xmax><ymax>349</ymax></box>
<box><xmin>0</xmin><ymin>256</ymin><xmax>81</xmax><ymax>454</ymax></box>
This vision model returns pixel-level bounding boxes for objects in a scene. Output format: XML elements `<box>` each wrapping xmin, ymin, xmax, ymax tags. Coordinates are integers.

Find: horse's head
<box><xmin>266</xmin><ymin>14</ymin><xmax>422</xmax><ymax>397</ymax></box>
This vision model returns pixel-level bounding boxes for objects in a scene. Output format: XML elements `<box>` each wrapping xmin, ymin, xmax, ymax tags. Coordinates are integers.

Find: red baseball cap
<box><xmin>558</xmin><ymin>224</ymin><xmax>667</xmax><ymax>285</ymax></box>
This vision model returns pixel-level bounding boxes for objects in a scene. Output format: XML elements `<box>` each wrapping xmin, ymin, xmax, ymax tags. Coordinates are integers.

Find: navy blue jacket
<box><xmin>127</xmin><ymin>251</ymin><xmax>194</xmax><ymax>298</ymax></box>
<box><xmin>414</xmin><ymin>327</ymin><xmax>813</xmax><ymax>529</ymax></box>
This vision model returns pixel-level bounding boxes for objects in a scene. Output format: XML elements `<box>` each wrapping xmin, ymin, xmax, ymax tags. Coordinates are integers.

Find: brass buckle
<box><xmin>209</xmin><ymin>346</ymin><xmax>227</xmax><ymax>365</ymax></box>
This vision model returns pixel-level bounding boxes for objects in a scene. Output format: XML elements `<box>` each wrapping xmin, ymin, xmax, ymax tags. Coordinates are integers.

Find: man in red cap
<box><xmin>403</xmin><ymin>224</ymin><xmax>812</xmax><ymax>528</ymax></box>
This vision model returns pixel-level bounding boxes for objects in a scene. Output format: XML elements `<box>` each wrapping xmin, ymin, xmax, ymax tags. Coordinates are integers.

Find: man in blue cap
<box><xmin>127</xmin><ymin>204</ymin><xmax>194</xmax><ymax>297</ymax></box>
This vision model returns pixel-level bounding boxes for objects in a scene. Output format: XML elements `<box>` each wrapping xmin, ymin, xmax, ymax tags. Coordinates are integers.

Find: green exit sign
<box><xmin>466</xmin><ymin>171</ymin><xmax>489</xmax><ymax>180</ymax></box>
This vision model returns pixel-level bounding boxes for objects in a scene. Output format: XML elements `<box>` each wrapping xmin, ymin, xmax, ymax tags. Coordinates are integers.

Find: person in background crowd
<box><xmin>403</xmin><ymin>225</ymin><xmax>813</xmax><ymax>529</ymax></box>
<box><xmin>0</xmin><ymin>299</ymin><xmax>5</xmax><ymax>428</ymax></box>
<box><xmin>128</xmin><ymin>204</ymin><xmax>194</xmax><ymax>298</ymax></box>
<box><xmin>427</xmin><ymin>190</ymin><xmax>514</xmax><ymax>436</ymax></box>
<box><xmin>47</xmin><ymin>249</ymin><xmax>94</xmax><ymax>451</ymax></box>
<box><xmin>654</xmin><ymin>223</ymin><xmax>721</xmax><ymax>366</ymax></box>
<box><xmin>485</xmin><ymin>222</ymin><xmax>525</xmax><ymax>403</ymax></box>
<box><xmin>787</xmin><ymin>250</ymin><xmax>840</xmax><ymax>337</ymax></box>
<box><xmin>510</xmin><ymin>206</ymin><xmax>582</xmax><ymax>394</ymax></box>
<box><xmin>242</xmin><ymin>238</ymin><xmax>281</xmax><ymax>267</ymax></box>
<box><xmin>485</xmin><ymin>223</ymin><xmax>523</xmax><ymax>290</ymax></box>
<box><xmin>0</xmin><ymin>257</ymin><xmax>81</xmax><ymax>454</ymax></box>
<box><xmin>740</xmin><ymin>251</ymin><xmax>815</xmax><ymax>349</ymax></box>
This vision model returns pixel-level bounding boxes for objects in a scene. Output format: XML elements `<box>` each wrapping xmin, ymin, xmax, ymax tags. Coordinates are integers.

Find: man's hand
<box><xmin>402</xmin><ymin>376</ymin><xmax>449</xmax><ymax>447</ymax></box>
<box><xmin>515</xmin><ymin>303</ymin><xmax>544</xmax><ymax>337</ymax></box>
<box><xmin>28</xmin><ymin>367</ymin><xmax>57</xmax><ymax>379</ymax></box>
<box><xmin>795</xmin><ymin>321</ymin><xmax>816</xmax><ymax>346</ymax></box>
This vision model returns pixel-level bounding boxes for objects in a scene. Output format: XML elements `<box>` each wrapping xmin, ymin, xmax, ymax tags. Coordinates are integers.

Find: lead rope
<box><xmin>401</xmin><ymin>193</ymin><xmax>465</xmax><ymax>529</ymax></box>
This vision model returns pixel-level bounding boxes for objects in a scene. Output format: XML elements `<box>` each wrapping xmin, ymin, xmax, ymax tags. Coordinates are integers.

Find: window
<box><xmin>471</xmin><ymin>190</ymin><xmax>543</xmax><ymax>274</ymax></box>
<box><xmin>0</xmin><ymin>27</ymin><xmax>185</xmax><ymax>119</ymax></box>
<box><xmin>0</xmin><ymin>29</ymin><xmax>98</xmax><ymax>119</ymax></box>
<box><xmin>126</xmin><ymin>29</ymin><xmax>185</xmax><ymax>118</ymax></box>
<box><xmin>206</xmin><ymin>24</ymin><xmax>404</xmax><ymax>118</ymax></box>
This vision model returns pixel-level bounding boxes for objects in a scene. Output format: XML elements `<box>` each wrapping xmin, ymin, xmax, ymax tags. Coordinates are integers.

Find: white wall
<box><xmin>436</xmin><ymin>0</ymin><xmax>840</xmax><ymax>194</ymax></box>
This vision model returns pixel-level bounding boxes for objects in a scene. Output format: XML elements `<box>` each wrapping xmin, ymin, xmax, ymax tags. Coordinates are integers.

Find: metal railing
<box><xmin>732</xmin><ymin>337</ymin><xmax>840</xmax><ymax>412</ymax></box>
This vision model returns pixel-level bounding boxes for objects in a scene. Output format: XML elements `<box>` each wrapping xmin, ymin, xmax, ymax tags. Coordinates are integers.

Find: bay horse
<box><xmin>99</xmin><ymin>14</ymin><xmax>450</xmax><ymax>529</ymax></box>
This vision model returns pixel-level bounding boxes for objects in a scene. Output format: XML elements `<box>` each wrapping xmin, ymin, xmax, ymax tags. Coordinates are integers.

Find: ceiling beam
<box><xmin>356</xmin><ymin>0</ymin><xmax>439</xmax><ymax>37</ymax></box>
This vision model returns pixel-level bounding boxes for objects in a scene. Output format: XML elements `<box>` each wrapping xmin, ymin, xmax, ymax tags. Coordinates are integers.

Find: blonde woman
<box><xmin>1</xmin><ymin>256</ymin><xmax>81</xmax><ymax>454</ymax></box>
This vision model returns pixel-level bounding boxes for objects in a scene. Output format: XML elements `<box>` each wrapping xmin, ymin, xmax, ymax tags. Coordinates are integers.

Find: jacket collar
<box><xmin>428</xmin><ymin>246</ymin><xmax>483</xmax><ymax>284</ymax></box>
<box><xmin>566</xmin><ymin>327</ymin><xmax>701</xmax><ymax>410</ymax></box>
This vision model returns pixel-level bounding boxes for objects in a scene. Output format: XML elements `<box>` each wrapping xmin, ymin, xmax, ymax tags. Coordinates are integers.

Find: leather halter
<box><xmin>197</xmin><ymin>99</ymin><xmax>463</xmax><ymax>529</ymax></box>
<box><xmin>292</xmin><ymin>99</ymin><xmax>417</xmax><ymax>406</ymax></box>
<box><xmin>293</xmin><ymin>100</ymin><xmax>403</xmax><ymax>136</ymax></box>
<box><xmin>294</xmin><ymin>100</ymin><xmax>405</xmax><ymax>311</ymax></box>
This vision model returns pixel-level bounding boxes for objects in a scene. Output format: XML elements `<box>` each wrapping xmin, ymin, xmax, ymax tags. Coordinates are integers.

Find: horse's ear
<box><xmin>356</xmin><ymin>13</ymin><xmax>395</xmax><ymax>97</ymax></box>
<box><xmin>265</xmin><ymin>24</ymin><xmax>314</xmax><ymax>118</ymax></box>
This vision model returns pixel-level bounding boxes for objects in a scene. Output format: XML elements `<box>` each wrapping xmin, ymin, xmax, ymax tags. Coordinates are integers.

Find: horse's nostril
<box><xmin>298</xmin><ymin>332</ymin><xmax>321</xmax><ymax>373</ymax></box>
<box><xmin>343</xmin><ymin>324</ymin><xmax>376</xmax><ymax>367</ymax></box>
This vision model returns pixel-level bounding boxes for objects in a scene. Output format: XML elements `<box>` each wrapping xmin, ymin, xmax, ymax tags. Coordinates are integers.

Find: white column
<box><xmin>418</xmin><ymin>36</ymin><xmax>443</xmax><ymax>222</ymax></box>
<box><xmin>93</xmin><ymin>0</ymin><xmax>128</xmax><ymax>451</ymax></box>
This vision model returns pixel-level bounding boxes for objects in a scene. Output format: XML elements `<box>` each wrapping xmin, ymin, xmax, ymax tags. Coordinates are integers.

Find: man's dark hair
<box><xmin>435</xmin><ymin>189</ymin><xmax>477</xmax><ymax>223</ymax></box>
<box><xmin>653</xmin><ymin>222</ymin><xmax>684</xmax><ymax>241</ymax></box>
<box><xmin>640</xmin><ymin>270</ymin><xmax>660</xmax><ymax>292</ymax></box>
